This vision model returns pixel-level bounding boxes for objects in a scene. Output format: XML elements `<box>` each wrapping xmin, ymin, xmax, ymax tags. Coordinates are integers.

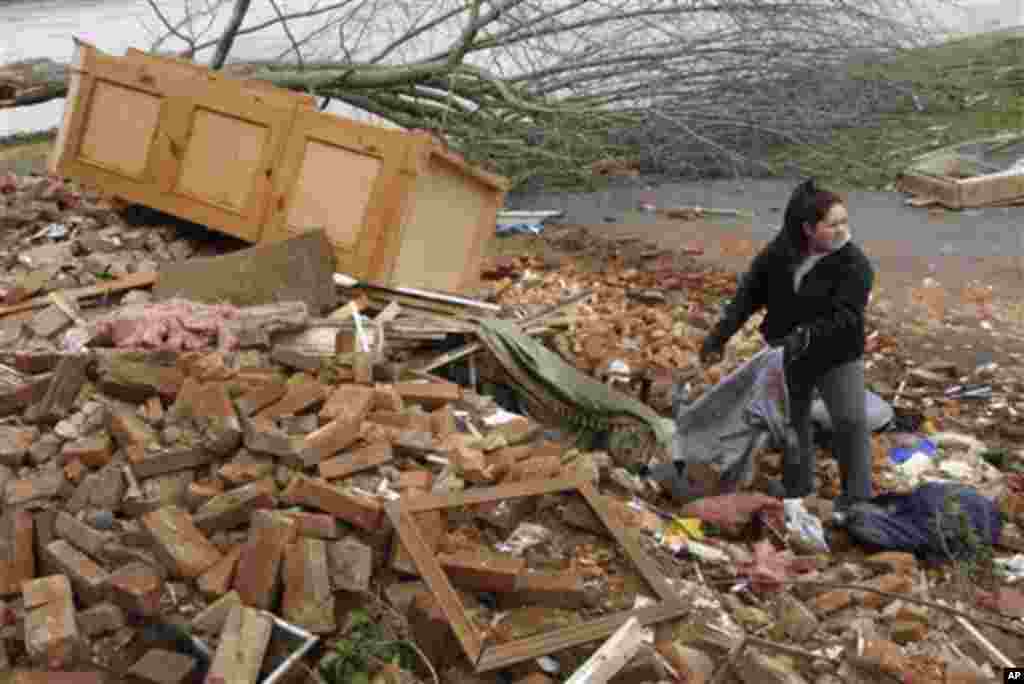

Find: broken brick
<box><xmin>451</xmin><ymin>443</ymin><xmax>494</xmax><ymax>484</ymax></box>
<box><xmin>6</xmin><ymin>469</ymin><xmax>67</xmax><ymax>506</ymax></box>
<box><xmin>45</xmin><ymin>539</ymin><xmax>110</xmax><ymax>605</ymax></box>
<box><xmin>504</xmin><ymin>456</ymin><xmax>562</xmax><ymax>483</ymax></box>
<box><xmin>282</xmin><ymin>474</ymin><xmax>384</xmax><ymax>532</ymax></box>
<box><xmin>23</xmin><ymin>575</ymin><xmax>81</xmax><ymax>668</ymax></box>
<box><xmin>108</xmin><ymin>407</ymin><xmax>159</xmax><ymax>450</ymax></box>
<box><xmin>97</xmin><ymin>357</ymin><xmax>185</xmax><ymax>403</ymax></box>
<box><xmin>372</xmin><ymin>384</ymin><xmax>404</xmax><ymax>412</ymax></box>
<box><xmin>232</xmin><ymin>511</ymin><xmax>297</xmax><ymax>610</ymax></box>
<box><xmin>241</xmin><ymin>416</ymin><xmax>303</xmax><ymax>458</ymax></box>
<box><xmin>0</xmin><ymin>426</ymin><xmax>40</xmax><ymax>467</ymax></box>
<box><xmin>0</xmin><ymin>368</ymin><xmax>51</xmax><ymax>418</ymax></box>
<box><xmin>64</xmin><ymin>459</ymin><xmax>87</xmax><ymax>485</ymax></box>
<box><xmin>655</xmin><ymin>642</ymin><xmax>714</xmax><ymax>684</ymax></box>
<box><xmin>184</xmin><ymin>480</ymin><xmax>222</xmax><ymax>511</ymax></box>
<box><xmin>128</xmin><ymin>649</ymin><xmax>197</xmax><ymax>684</ymax></box>
<box><xmin>192</xmin><ymin>382</ymin><xmax>243</xmax><ymax>454</ymax></box>
<box><xmin>488</xmin><ymin>414</ymin><xmax>537</xmax><ymax>445</ymax></box>
<box><xmin>218</xmin><ymin>458</ymin><xmax>275</xmax><ymax>486</ymax></box>
<box><xmin>191</xmin><ymin>590</ymin><xmax>241</xmax><ymax>635</ymax></box>
<box><xmin>369</xmin><ymin>410</ymin><xmax>432</xmax><ymax>433</ymax></box>
<box><xmin>197</xmin><ymin>546</ymin><xmax>241</xmax><ymax>599</ymax></box>
<box><xmin>206</xmin><ymin>605</ymin><xmax>273</xmax><ymax>684</ymax></box>
<box><xmin>864</xmin><ymin>552</ymin><xmax>917</xmax><ymax>576</ymax></box>
<box><xmin>282</xmin><ymin>538</ymin><xmax>336</xmax><ymax>633</ymax></box>
<box><xmin>142</xmin><ymin>506</ymin><xmax>223</xmax><ymax>579</ymax></box>
<box><xmin>318</xmin><ymin>441</ymin><xmax>393</xmax><ymax>481</ymax></box>
<box><xmin>131</xmin><ymin>446</ymin><xmax>218</xmax><ymax>480</ymax></box>
<box><xmin>394</xmin><ymin>469</ymin><xmax>434</xmax><ymax>491</ymax></box>
<box><xmin>393</xmin><ymin>380</ymin><xmax>462</xmax><ymax>409</ymax></box>
<box><xmin>108</xmin><ymin>561</ymin><xmax>164</xmax><ymax>617</ymax></box>
<box><xmin>319</xmin><ymin>384</ymin><xmax>375</xmax><ymax>424</ymax></box>
<box><xmin>299</xmin><ymin>416</ymin><xmax>362</xmax><ymax>467</ymax></box>
<box><xmin>24</xmin><ymin>354</ymin><xmax>90</xmax><ymax>424</ymax></box>
<box><xmin>282</xmin><ymin>512</ymin><xmax>339</xmax><ymax>539</ymax></box>
<box><xmin>473</xmin><ymin>498</ymin><xmax>536</xmax><ymax>534</ymax></box>
<box><xmin>77</xmin><ymin>602</ymin><xmax>125</xmax><ymax>637</ymax></box>
<box><xmin>499</xmin><ymin>571</ymin><xmax>591</xmax><ymax>610</ymax></box>
<box><xmin>55</xmin><ymin>511</ymin><xmax>111</xmax><ymax>559</ymax></box>
<box><xmin>30</xmin><ymin>304</ymin><xmax>73</xmax><ymax>338</ymax></box>
<box><xmin>408</xmin><ymin>591</ymin><xmax>460</xmax><ymax>671</ymax></box>
<box><xmin>385</xmin><ymin>581</ymin><xmax>429</xmax><ymax>614</ymax></box>
<box><xmin>859</xmin><ymin>573</ymin><xmax>913</xmax><ymax>609</ymax></box>
<box><xmin>234</xmin><ymin>381</ymin><xmax>288</xmax><ymax>417</ymax></box>
<box><xmin>72</xmin><ymin>464</ymin><xmax>125</xmax><ymax>513</ymax></box>
<box><xmin>194</xmin><ymin>480</ymin><xmax>277</xmax><ymax>534</ymax></box>
<box><xmin>0</xmin><ymin>511</ymin><xmax>34</xmax><ymax>596</ymax></box>
<box><xmin>812</xmin><ymin>590</ymin><xmax>853</xmax><ymax>615</ymax></box>
<box><xmin>430</xmin><ymin>405</ymin><xmax>457</xmax><ymax>440</ymax></box>
<box><xmin>439</xmin><ymin>551</ymin><xmax>525</xmax><ymax>593</ymax></box>
<box><xmin>13</xmin><ymin>675</ymin><xmax>102</xmax><ymax>684</ymax></box>
<box><xmin>60</xmin><ymin>434</ymin><xmax>114</xmax><ymax>469</ymax></box>
<box><xmin>255</xmin><ymin>377</ymin><xmax>327</xmax><ymax>421</ymax></box>
<box><xmin>329</xmin><ymin>536</ymin><xmax>373</xmax><ymax>593</ymax></box>
<box><xmin>140</xmin><ymin>396</ymin><xmax>165</xmax><ymax>425</ymax></box>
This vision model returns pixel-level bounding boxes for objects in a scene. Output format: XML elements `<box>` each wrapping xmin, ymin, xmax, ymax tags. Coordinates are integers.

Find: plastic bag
<box><xmin>784</xmin><ymin>498</ymin><xmax>829</xmax><ymax>553</ymax></box>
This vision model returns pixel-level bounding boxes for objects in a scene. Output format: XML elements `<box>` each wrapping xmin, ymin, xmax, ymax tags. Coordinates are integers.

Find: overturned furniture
<box><xmin>896</xmin><ymin>133</ymin><xmax>1024</xmax><ymax>209</ymax></box>
<box><xmin>48</xmin><ymin>41</ymin><xmax>509</xmax><ymax>294</ymax></box>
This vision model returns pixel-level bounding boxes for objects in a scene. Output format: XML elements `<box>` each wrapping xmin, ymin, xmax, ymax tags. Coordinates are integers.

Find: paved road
<box><xmin>513</xmin><ymin>176</ymin><xmax>1024</xmax><ymax>369</ymax></box>
<box><xmin>513</xmin><ymin>177</ymin><xmax>1024</xmax><ymax>260</ymax></box>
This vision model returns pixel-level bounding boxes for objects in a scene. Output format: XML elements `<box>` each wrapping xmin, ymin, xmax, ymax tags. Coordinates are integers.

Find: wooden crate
<box><xmin>896</xmin><ymin>171</ymin><xmax>1024</xmax><ymax>209</ymax></box>
<box><xmin>261</xmin><ymin>108</ymin><xmax>507</xmax><ymax>293</ymax></box>
<box><xmin>49</xmin><ymin>41</ymin><xmax>508</xmax><ymax>294</ymax></box>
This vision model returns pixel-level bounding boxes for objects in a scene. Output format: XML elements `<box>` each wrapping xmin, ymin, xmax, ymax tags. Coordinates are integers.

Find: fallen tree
<box><xmin>1</xmin><ymin>0</ymin><xmax>959</xmax><ymax>187</ymax></box>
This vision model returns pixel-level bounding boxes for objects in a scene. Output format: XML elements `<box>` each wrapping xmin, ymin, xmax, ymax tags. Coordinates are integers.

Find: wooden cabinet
<box><xmin>50</xmin><ymin>41</ymin><xmax>508</xmax><ymax>294</ymax></box>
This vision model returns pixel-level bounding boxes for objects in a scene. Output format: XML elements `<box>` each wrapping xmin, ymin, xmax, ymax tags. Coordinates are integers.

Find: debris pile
<box><xmin>0</xmin><ymin>172</ymin><xmax>1019</xmax><ymax>684</ymax></box>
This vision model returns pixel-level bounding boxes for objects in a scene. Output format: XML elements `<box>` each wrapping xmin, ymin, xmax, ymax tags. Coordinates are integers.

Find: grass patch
<box><xmin>767</xmin><ymin>28</ymin><xmax>1024</xmax><ymax>189</ymax></box>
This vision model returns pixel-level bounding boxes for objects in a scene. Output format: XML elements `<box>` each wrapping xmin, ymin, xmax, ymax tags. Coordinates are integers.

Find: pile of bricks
<box><xmin>0</xmin><ymin>339</ymin><xmax>617</xmax><ymax>682</ymax></box>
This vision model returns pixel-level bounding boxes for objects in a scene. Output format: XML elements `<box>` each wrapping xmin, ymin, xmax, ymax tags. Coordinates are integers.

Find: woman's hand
<box><xmin>782</xmin><ymin>326</ymin><xmax>811</xmax><ymax>363</ymax></box>
<box><xmin>700</xmin><ymin>335</ymin><xmax>724</xmax><ymax>365</ymax></box>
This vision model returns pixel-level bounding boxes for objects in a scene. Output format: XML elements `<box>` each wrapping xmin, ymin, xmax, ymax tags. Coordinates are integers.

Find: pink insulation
<box><xmin>91</xmin><ymin>299</ymin><xmax>242</xmax><ymax>352</ymax></box>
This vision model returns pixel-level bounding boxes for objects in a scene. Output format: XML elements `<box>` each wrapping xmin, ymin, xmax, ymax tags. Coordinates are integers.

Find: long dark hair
<box><xmin>779</xmin><ymin>179</ymin><xmax>845</xmax><ymax>256</ymax></box>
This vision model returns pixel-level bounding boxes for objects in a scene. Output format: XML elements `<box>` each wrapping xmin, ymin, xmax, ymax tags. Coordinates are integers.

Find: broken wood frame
<box><xmin>895</xmin><ymin>170</ymin><xmax>1024</xmax><ymax>209</ymax></box>
<box><xmin>49</xmin><ymin>40</ymin><xmax>511</xmax><ymax>294</ymax></box>
<box><xmin>386</xmin><ymin>475</ymin><xmax>688</xmax><ymax>673</ymax></box>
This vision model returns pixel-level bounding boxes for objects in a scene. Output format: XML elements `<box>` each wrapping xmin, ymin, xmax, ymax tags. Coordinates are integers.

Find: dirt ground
<box><xmin>561</xmin><ymin>214</ymin><xmax>1024</xmax><ymax>374</ymax></box>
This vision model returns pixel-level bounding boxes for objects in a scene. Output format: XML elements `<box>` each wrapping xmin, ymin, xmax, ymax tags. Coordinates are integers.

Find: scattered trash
<box><xmin>784</xmin><ymin>498</ymin><xmax>829</xmax><ymax>553</ymax></box>
<box><xmin>890</xmin><ymin>435</ymin><xmax>937</xmax><ymax>465</ymax></box>
<box><xmin>496</xmin><ymin>523</ymin><xmax>552</xmax><ymax>555</ymax></box>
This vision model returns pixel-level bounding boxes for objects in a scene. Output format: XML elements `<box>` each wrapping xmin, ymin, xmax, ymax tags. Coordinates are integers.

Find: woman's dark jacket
<box><xmin>706</xmin><ymin>234</ymin><xmax>875</xmax><ymax>384</ymax></box>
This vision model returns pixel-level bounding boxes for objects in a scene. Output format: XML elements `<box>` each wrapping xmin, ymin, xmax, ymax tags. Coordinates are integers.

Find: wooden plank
<box><xmin>207</xmin><ymin>604</ymin><xmax>274</xmax><ymax>684</ymax></box>
<box><xmin>390</xmin><ymin>476</ymin><xmax>585</xmax><ymax>514</ymax></box>
<box><xmin>579</xmin><ymin>482</ymin><xmax>678</xmax><ymax>604</ymax></box>
<box><xmin>564</xmin><ymin>616</ymin><xmax>647</xmax><ymax>684</ymax></box>
<box><xmin>477</xmin><ymin>603</ymin><xmax>685</xmax><ymax>673</ymax></box>
<box><xmin>389</xmin><ymin>509</ymin><xmax>483</xmax><ymax>664</ymax></box>
<box><xmin>0</xmin><ymin>272</ymin><xmax>157</xmax><ymax>319</ymax></box>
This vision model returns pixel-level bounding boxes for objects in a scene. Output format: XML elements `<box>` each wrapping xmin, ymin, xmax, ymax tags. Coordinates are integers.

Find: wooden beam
<box><xmin>0</xmin><ymin>272</ymin><xmax>157</xmax><ymax>319</ymax></box>
<box><xmin>386</xmin><ymin>474</ymin><xmax>689</xmax><ymax>673</ymax></box>
<box><xmin>564</xmin><ymin>617</ymin><xmax>647</xmax><ymax>684</ymax></box>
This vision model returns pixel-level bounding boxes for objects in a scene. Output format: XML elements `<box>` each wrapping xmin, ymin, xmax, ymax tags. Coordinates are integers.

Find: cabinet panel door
<box><xmin>266</xmin><ymin>109</ymin><xmax>417</xmax><ymax>278</ymax></box>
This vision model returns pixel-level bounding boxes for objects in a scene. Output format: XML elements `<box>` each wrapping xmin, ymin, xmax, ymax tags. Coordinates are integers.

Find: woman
<box><xmin>699</xmin><ymin>179</ymin><xmax>875</xmax><ymax>515</ymax></box>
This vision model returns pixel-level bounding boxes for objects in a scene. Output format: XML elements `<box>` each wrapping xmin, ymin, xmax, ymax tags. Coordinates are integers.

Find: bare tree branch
<box><xmin>209</xmin><ymin>0</ymin><xmax>252</xmax><ymax>69</ymax></box>
<box><xmin>268</xmin><ymin>0</ymin><xmax>304</xmax><ymax>70</ymax></box>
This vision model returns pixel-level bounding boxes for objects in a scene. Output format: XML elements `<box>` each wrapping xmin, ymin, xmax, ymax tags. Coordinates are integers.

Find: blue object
<box><xmin>845</xmin><ymin>482</ymin><xmax>1002</xmax><ymax>562</ymax></box>
<box><xmin>889</xmin><ymin>437</ymin><xmax>937</xmax><ymax>465</ymax></box>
